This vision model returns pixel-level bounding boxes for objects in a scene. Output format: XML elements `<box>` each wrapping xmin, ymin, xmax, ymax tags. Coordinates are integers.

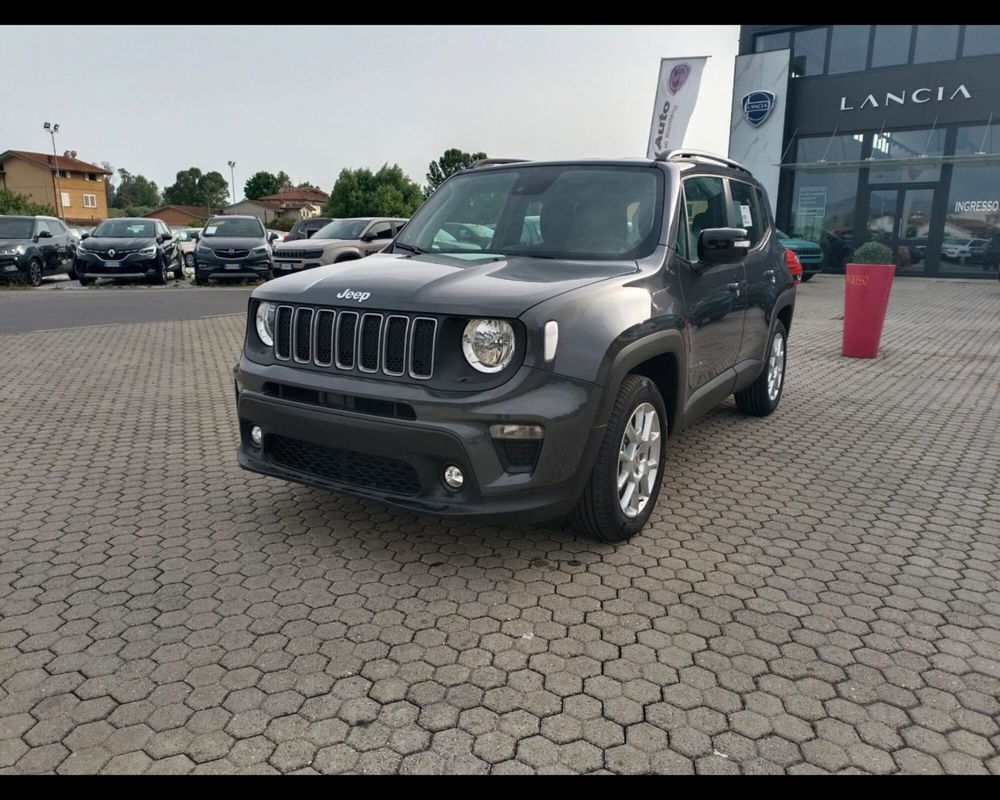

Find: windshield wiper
<box><xmin>393</xmin><ymin>242</ymin><xmax>427</xmax><ymax>255</ymax></box>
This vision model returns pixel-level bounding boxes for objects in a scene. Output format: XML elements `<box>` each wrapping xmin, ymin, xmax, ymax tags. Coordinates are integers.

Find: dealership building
<box><xmin>729</xmin><ymin>25</ymin><xmax>1000</xmax><ymax>278</ymax></box>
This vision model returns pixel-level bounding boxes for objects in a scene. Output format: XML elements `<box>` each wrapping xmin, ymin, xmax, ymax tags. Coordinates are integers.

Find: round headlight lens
<box><xmin>256</xmin><ymin>301</ymin><xmax>276</xmax><ymax>346</ymax></box>
<box><xmin>462</xmin><ymin>319</ymin><xmax>516</xmax><ymax>373</ymax></box>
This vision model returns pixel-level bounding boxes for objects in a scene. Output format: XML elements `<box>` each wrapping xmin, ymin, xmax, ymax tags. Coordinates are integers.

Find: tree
<box><xmin>425</xmin><ymin>147</ymin><xmax>487</xmax><ymax>197</ymax></box>
<box><xmin>244</xmin><ymin>170</ymin><xmax>292</xmax><ymax>200</ymax></box>
<box><xmin>295</xmin><ymin>181</ymin><xmax>320</xmax><ymax>190</ymax></box>
<box><xmin>163</xmin><ymin>167</ymin><xmax>229</xmax><ymax>208</ymax></box>
<box><xmin>101</xmin><ymin>161</ymin><xmax>115</xmax><ymax>208</ymax></box>
<box><xmin>0</xmin><ymin>189</ymin><xmax>55</xmax><ymax>216</ymax></box>
<box><xmin>113</xmin><ymin>168</ymin><xmax>160</xmax><ymax>209</ymax></box>
<box><xmin>323</xmin><ymin>164</ymin><xmax>424</xmax><ymax>218</ymax></box>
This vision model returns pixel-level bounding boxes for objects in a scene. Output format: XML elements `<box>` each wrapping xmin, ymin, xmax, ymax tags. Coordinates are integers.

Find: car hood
<box><xmin>778</xmin><ymin>237</ymin><xmax>820</xmax><ymax>250</ymax></box>
<box><xmin>199</xmin><ymin>236</ymin><xmax>266</xmax><ymax>249</ymax></box>
<box><xmin>274</xmin><ymin>237</ymin><xmax>355</xmax><ymax>250</ymax></box>
<box><xmin>81</xmin><ymin>237</ymin><xmax>157</xmax><ymax>250</ymax></box>
<box><xmin>0</xmin><ymin>237</ymin><xmax>34</xmax><ymax>248</ymax></box>
<box><xmin>255</xmin><ymin>251</ymin><xmax>638</xmax><ymax>317</ymax></box>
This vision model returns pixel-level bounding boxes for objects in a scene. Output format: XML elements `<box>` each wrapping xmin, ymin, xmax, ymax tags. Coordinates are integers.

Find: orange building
<box><xmin>0</xmin><ymin>149</ymin><xmax>112</xmax><ymax>225</ymax></box>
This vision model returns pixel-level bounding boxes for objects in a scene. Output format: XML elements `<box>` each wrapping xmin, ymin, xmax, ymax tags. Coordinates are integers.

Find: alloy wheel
<box><xmin>617</xmin><ymin>402</ymin><xmax>661</xmax><ymax>518</ymax></box>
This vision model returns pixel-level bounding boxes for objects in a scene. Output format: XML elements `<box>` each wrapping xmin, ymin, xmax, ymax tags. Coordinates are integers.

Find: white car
<box><xmin>171</xmin><ymin>227</ymin><xmax>202</xmax><ymax>269</ymax></box>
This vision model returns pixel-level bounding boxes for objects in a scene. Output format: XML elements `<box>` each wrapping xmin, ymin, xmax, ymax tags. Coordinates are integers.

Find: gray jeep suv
<box><xmin>234</xmin><ymin>152</ymin><xmax>795</xmax><ymax>541</ymax></box>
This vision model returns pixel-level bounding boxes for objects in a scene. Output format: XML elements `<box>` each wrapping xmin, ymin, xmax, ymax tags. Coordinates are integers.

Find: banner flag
<box><xmin>646</xmin><ymin>56</ymin><xmax>709</xmax><ymax>158</ymax></box>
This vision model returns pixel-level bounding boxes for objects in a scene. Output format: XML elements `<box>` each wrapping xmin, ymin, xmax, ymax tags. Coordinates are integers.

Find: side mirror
<box><xmin>191</xmin><ymin>232</ymin><xmax>200</xmax><ymax>241</ymax></box>
<box><xmin>37</xmin><ymin>230</ymin><xmax>53</xmax><ymax>239</ymax></box>
<box><xmin>162</xmin><ymin>232</ymin><xmax>173</xmax><ymax>241</ymax></box>
<box><xmin>697</xmin><ymin>227</ymin><xmax>750</xmax><ymax>265</ymax></box>
<box><xmin>360</xmin><ymin>232</ymin><xmax>376</xmax><ymax>242</ymax></box>
<box><xmin>268</xmin><ymin>232</ymin><xmax>279</xmax><ymax>243</ymax></box>
<box><xmin>81</xmin><ymin>233</ymin><xmax>90</xmax><ymax>240</ymax></box>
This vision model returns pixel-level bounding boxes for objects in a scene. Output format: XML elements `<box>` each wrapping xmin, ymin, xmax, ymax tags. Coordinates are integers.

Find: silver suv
<box><xmin>271</xmin><ymin>217</ymin><xmax>407</xmax><ymax>275</ymax></box>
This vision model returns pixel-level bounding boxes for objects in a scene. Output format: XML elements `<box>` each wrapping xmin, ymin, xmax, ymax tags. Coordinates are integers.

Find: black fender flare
<box><xmin>333</xmin><ymin>249</ymin><xmax>363</xmax><ymax>262</ymax></box>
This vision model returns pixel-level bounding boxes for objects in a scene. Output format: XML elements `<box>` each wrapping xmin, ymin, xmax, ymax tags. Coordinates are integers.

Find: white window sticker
<box><xmin>740</xmin><ymin>204</ymin><xmax>753</xmax><ymax>227</ymax></box>
<box><xmin>205</xmin><ymin>226</ymin><xmax>218</xmax><ymax>234</ymax></box>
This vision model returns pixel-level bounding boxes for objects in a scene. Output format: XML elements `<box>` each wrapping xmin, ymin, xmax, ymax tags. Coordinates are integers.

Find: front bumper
<box><xmin>0</xmin><ymin>257</ymin><xmax>26</xmax><ymax>278</ymax></box>
<box><xmin>195</xmin><ymin>252</ymin><xmax>272</xmax><ymax>279</ymax></box>
<box><xmin>235</xmin><ymin>355</ymin><xmax>606</xmax><ymax>523</ymax></box>
<box><xmin>75</xmin><ymin>253</ymin><xmax>159</xmax><ymax>278</ymax></box>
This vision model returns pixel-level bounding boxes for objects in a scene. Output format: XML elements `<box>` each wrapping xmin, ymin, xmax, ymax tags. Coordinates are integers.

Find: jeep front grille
<box><xmin>274</xmin><ymin>304</ymin><xmax>437</xmax><ymax>380</ymax></box>
<box><xmin>276</xmin><ymin>249</ymin><xmax>324</xmax><ymax>260</ymax></box>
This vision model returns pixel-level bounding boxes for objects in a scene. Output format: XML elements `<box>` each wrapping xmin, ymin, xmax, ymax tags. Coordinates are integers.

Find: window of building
<box><xmin>792</xmin><ymin>27</ymin><xmax>828</xmax><ymax>77</ymax></box>
<box><xmin>83</xmin><ymin>194</ymin><xmax>97</xmax><ymax>208</ymax></box>
<box><xmin>963</xmin><ymin>25</ymin><xmax>1000</xmax><ymax>57</ymax></box>
<box><xmin>754</xmin><ymin>31</ymin><xmax>790</xmax><ymax>53</ymax></box>
<box><xmin>85</xmin><ymin>173</ymin><xmax>97</xmax><ymax>181</ymax></box>
<box><xmin>794</xmin><ymin>134</ymin><xmax>863</xmax><ymax>163</ymax></box>
<box><xmin>828</xmin><ymin>25</ymin><xmax>870</xmax><ymax>74</ymax></box>
<box><xmin>942</xmin><ymin>165</ymin><xmax>1000</xmax><ymax>275</ymax></box>
<box><xmin>868</xmin><ymin>128</ymin><xmax>945</xmax><ymax>183</ymax></box>
<box><xmin>870</xmin><ymin>25</ymin><xmax>912</xmax><ymax>68</ymax></box>
<box><xmin>955</xmin><ymin>123</ymin><xmax>1000</xmax><ymax>155</ymax></box>
<box><xmin>913</xmin><ymin>25</ymin><xmax>959</xmax><ymax>63</ymax></box>
<box><xmin>60</xmin><ymin>192</ymin><xmax>71</xmax><ymax>208</ymax></box>
<box><xmin>788</xmin><ymin>171</ymin><xmax>860</xmax><ymax>272</ymax></box>
<box><xmin>58</xmin><ymin>170</ymin><xmax>71</xmax><ymax>179</ymax></box>
<box><xmin>728</xmin><ymin>180</ymin><xmax>766</xmax><ymax>246</ymax></box>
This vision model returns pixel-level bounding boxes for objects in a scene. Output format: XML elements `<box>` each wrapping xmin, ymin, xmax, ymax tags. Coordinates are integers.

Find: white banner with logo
<box><xmin>646</xmin><ymin>56</ymin><xmax>709</xmax><ymax>158</ymax></box>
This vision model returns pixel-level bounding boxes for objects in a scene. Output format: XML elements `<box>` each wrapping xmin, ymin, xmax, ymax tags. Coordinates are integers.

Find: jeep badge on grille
<box><xmin>336</xmin><ymin>289</ymin><xmax>371</xmax><ymax>302</ymax></box>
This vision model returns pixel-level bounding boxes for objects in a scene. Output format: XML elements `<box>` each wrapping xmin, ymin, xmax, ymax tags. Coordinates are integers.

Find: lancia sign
<box><xmin>741</xmin><ymin>90</ymin><xmax>776</xmax><ymax>127</ymax></box>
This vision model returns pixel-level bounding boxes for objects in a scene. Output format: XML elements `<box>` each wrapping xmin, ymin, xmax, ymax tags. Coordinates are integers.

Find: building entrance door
<box><xmin>865</xmin><ymin>186</ymin><xmax>936</xmax><ymax>275</ymax></box>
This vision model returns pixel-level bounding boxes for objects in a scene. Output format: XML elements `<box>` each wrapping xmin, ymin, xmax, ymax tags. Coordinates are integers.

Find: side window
<box><xmin>49</xmin><ymin>220</ymin><xmax>67</xmax><ymax>235</ymax></box>
<box><xmin>392</xmin><ymin>220</ymin><xmax>407</xmax><ymax>235</ymax></box>
<box><xmin>683</xmin><ymin>176</ymin><xmax>728</xmax><ymax>251</ymax></box>
<box><xmin>36</xmin><ymin>220</ymin><xmax>52</xmax><ymax>236</ymax></box>
<box><xmin>366</xmin><ymin>221</ymin><xmax>394</xmax><ymax>240</ymax></box>
<box><xmin>728</xmin><ymin>180</ymin><xmax>763</xmax><ymax>247</ymax></box>
<box><xmin>755</xmin><ymin>188</ymin><xmax>772</xmax><ymax>240</ymax></box>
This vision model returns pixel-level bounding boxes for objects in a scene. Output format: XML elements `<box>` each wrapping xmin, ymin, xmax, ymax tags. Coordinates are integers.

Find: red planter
<box><xmin>842</xmin><ymin>263</ymin><xmax>895</xmax><ymax>358</ymax></box>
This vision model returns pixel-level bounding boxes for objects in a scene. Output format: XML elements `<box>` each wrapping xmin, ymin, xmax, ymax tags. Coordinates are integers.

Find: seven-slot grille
<box><xmin>276</xmin><ymin>249</ymin><xmax>324</xmax><ymax>260</ymax></box>
<box><xmin>274</xmin><ymin>305</ymin><xmax>437</xmax><ymax>379</ymax></box>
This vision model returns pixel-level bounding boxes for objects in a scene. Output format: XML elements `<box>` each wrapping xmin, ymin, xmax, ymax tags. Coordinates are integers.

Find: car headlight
<box><xmin>256</xmin><ymin>301</ymin><xmax>276</xmax><ymax>347</ymax></box>
<box><xmin>252</xmin><ymin>245</ymin><xmax>268</xmax><ymax>255</ymax></box>
<box><xmin>0</xmin><ymin>245</ymin><xmax>25</xmax><ymax>256</ymax></box>
<box><xmin>462</xmin><ymin>319</ymin><xmax>516</xmax><ymax>373</ymax></box>
<box><xmin>138</xmin><ymin>246</ymin><xmax>157</xmax><ymax>256</ymax></box>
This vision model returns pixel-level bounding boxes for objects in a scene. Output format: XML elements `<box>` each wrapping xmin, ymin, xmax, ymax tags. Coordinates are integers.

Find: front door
<box><xmin>865</xmin><ymin>187</ymin><xmax>935</xmax><ymax>275</ymax></box>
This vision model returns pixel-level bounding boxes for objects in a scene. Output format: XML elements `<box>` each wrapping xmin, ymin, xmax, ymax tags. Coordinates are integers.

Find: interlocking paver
<box><xmin>1</xmin><ymin>276</ymin><xmax>999</xmax><ymax>773</ymax></box>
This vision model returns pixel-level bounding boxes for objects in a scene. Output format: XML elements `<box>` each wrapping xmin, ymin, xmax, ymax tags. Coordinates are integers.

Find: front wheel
<box><xmin>735</xmin><ymin>320</ymin><xmax>787</xmax><ymax>416</ymax></box>
<box><xmin>26</xmin><ymin>259</ymin><xmax>43</xmax><ymax>287</ymax></box>
<box><xmin>173</xmin><ymin>252</ymin><xmax>184</xmax><ymax>279</ymax></box>
<box><xmin>151</xmin><ymin>256</ymin><xmax>168</xmax><ymax>286</ymax></box>
<box><xmin>570</xmin><ymin>375</ymin><xmax>667</xmax><ymax>543</ymax></box>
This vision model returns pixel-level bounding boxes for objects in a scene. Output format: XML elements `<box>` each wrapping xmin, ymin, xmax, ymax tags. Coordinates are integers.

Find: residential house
<box><xmin>0</xmin><ymin>149</ymin><xmax>112</xmax><ymax>225</ymax></box>
<box><xmin>144</xmin><ymin>205</ymin><xmax>221</xmax><ymax>227</ymax></box>
<box><xmin>223</xmin><ymin>187</ymin><xmax>330</xmax><ymax>225</ymax></box>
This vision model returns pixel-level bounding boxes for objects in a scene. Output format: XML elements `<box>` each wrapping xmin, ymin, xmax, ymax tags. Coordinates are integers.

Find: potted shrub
<box><xmin>842</xmin><ymin>241</ymin><xmax>895</xmax><ymax>359</ymax></box>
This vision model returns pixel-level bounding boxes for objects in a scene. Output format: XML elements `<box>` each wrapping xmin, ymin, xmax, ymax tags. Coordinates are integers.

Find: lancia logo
<box><xmin>668</xmin><ymin>64</ymin><xmax>690</xmax><ymax>94</ymax></box>
<box><xmin>336</xmin><ymin>289</ymin><xmax>371</xmax><ymax>302</ymax></box>
<box><xmin>108</xmin><ymin>249</ymin><xmax>116</xmax><ymax>257</ymax></box>
<box><xmin>741</xmin><ymin>90</ymin><xmax>776</xmax><ymax>127</ymax></box>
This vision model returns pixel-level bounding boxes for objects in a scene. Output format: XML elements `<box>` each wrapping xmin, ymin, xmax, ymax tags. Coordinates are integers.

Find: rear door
<box><xmin>34</xmin><ymin>220</ymin><xmax>60</xmax><ymax>272</ymax></box>
<box><xmin>676</xmin><ymin>175</ymin><xmax>747</xmax><ymax>392</ymax></box>
<box><xmin>728</xmin><ymin>179</ymin><xmax>775</xmax><ymax>365</ymax></box>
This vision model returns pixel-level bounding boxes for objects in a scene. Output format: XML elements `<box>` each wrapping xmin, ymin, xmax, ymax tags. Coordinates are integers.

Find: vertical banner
<box><xmin>728</xmin><ymin>49</ymin><xmax>791</xmax><ymax>213</ymax></box>
<box><xmin>646</xmin><ymin>56</ymin><xmax>709</xmax><ymax>158</ymax></box>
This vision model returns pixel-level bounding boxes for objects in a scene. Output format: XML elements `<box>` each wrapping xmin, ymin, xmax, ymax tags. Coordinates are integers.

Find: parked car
<box><xmin>235</xmin><ymin>152</ymin><xmax>795</xmax><ymax>542</ymax></box>
<box><xmin>75</xmin><ymin>218</ymin><xmax>183</xmax><ymax>286</ymax></box>
<box><xmin>271</xmin><ymin>217</ymin><xmax>407</xmax><ymax>275</ymax></box>
<box><xmin>193</xmin><ymin>215</ymin><xmax>278</xmax><ymax>285</ymax></box>
<box><xmin>785</xmin><ymin>247</ymin><xmax>803</xmax><ymax>283</ymax></box>
<box><xmin>283</xmin><ymin>217</ymin><xmax>335</xmax><ymax>242</ymax></box>
<box><xmin>171</xmin><ymin>227</ymin><xmax>201</xmax><ymax>269</ymax></box>
<box><xmin>941</xmin><ymin>237</ymin><xmax>989</xmax><ymax>264</ymax></box>
<box><xmin>776</xmin><ymin>229</ymin><xmax>822</xmax><ymax>281</ymax></box>
<box><xmin>0</xmin><ymin>215</ymin><xmax>77</xmax><ymax>286</ymax></box>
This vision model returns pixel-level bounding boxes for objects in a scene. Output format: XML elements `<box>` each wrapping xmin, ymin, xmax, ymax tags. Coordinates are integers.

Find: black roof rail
<box><xmin>469</xmin><ymin>158</ymin><xmax>529</xmax><ymax>169</ymax></box>
<box><xmin>655</xmin><ymin>149</ymin><xmax>752</xmax><ymax>175</ymax></box>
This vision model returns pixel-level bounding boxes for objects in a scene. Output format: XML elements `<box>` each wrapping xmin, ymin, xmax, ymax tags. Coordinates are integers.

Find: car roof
<box><xmin>206</xmin><ymin>215</ymin><xmax>260</xmax><ymax>222</ymax></box>
<box><xmin>462</xmin><ymin>155</ymin><xmax>757</xmax><ymax>181</ymax></box>
<box><xmin>100</xmin><ymin>217</ymin><xmax>155</xmax><ymax>224</ymax></box>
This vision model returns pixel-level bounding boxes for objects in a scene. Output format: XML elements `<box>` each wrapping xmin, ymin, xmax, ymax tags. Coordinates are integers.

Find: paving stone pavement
<box><xmin>1</xmin><ymin>275</ymin><xmax>998</xmax><ymax>774</ymax></box>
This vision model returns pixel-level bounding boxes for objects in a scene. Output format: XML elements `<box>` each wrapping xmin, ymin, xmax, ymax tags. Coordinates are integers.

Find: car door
<box><xmin>361</xmin><ymin>220</ymin><xmax>394</xmax><ymax>256</ymax></box>
<box><xmin>675</xmin><ymin>174</ymin><xmax>746</xmax><ymax>397</ymax></box>
<box><xmin>46</xmin><ymin>219</ymin><xmax>72</xmax><ymax>272</ymax></box>
<box><xmin>34</xmin><ymin>220</ymin><xmax>60</xmax><ymax>272</ymax></box>
<box><xmin>729</xmin><ymin>179</ymin><xmax>775</xmax><ymax>366</ymax></box>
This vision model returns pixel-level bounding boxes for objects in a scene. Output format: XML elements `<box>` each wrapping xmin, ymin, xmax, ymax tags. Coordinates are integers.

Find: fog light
<box><xmin>443</xmin><ymin>465</ymin><xmax>464</xmax><ymax>490</ymax></box>
<box><xmin>250</xmin><ymin>426</ymin><xmax>263</xmax><ymax>447</ymax></box>
<box><xmin>489</xmin><ymin>424</ymin><xmax>544</xmax><ymax>440</ymax></box>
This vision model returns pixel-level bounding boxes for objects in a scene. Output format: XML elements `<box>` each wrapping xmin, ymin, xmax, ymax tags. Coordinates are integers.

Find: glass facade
<box><xmin>941</xmin><ymin>166</ymin><xmax>1000</xmax><ymax>275</ymax></box>
<box><xmin>792</xmin><ymin>27</ymin><xmax>827</xmax><ymax>77</ymax></box>
<box><xmin>963</xmin><ymin>25</ymin><xmax>1000</xmax><ymax>57</ymax></box>
<box><xmin>913</xmin><ymin>25</ymin><xmax>959</xmax><ymax>63</ymax></box>
<box><xmin>868</xmin><ymin>128</ymin><xmax>945</xmax><ymax>184</ymax></box>
<box><xmin>827</xmin><ymin>25</ymin><xmax>869</xmax><ymax>74</ymax></box>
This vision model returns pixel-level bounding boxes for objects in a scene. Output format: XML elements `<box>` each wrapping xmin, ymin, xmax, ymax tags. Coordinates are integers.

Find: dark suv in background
<box><xmin>193</xmin><ymin>216</ymin><xmax>278</xmax><ymax>285</ymax></box>
<box><xmin>283</xmin><ymin>217</ymin><xmax>334</xmax><ymax>242</ymax></box>
<box><xmin>0</xmin><ymin>215</ymin><xmax>76</xmax><ymax>286</ymax></box>
<box><xmin>75</xmin><ymin>218</ymin><xmax>183</xmax><ymax>285</ymax></box>
<box><xmin>235</xmin><ymin>151</ymin><xmax>795</xmax><ymax>542</ymax></box>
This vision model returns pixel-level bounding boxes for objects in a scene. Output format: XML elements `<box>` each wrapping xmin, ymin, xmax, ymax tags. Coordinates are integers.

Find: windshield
<box><xmin>394</xmin><ymin>165</ymin><xmax>663</xmax><ymax>260</ymax></box>
<box><xmin>92</xmin><ymin>220</ymin><xmax>156</xmax><ymax>238</ymax></box>
<box><xmin>313</xmin><ymin>219</ymin><xmax>369</xmax><ymax>240</ymax></box>
<box><xmin>0</xmin><ymin>218</ymin><xmax>33</xmax><ymax>239</ymax></box>
<box><xmin>202</xmin><ymin>218</ymin><xmax>264</xmax><ymax>238</ymax></box>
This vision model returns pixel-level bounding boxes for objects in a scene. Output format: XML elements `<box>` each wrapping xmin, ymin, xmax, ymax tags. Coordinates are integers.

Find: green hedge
<box><xmin>851</xmin><ymin>241</ymin><xmax>894</xmax><ymax>265</ymax></box>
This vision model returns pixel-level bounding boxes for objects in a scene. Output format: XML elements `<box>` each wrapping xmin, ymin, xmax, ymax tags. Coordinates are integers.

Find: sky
<box><xmin>1</xmin><ymin>25</ymin><xmax>740</xmax><ymax>201</ymax></box>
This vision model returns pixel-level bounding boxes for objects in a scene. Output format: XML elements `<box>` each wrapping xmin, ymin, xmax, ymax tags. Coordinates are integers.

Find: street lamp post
<box><xmin>43</xmin><ymin>122</ymin><xmax>62</xmax><ymax>219</ymax></box>
<box><xmin>227</xmin><ymin>160</ymin><xmax>237</xmax><ymax>206</ymax></box>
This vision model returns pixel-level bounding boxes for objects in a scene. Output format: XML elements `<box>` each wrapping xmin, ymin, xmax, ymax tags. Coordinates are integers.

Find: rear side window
<box><xmin>728</xmin><ymin>180</ymin><xmax>766</xmax><ymax>246</ymax></box>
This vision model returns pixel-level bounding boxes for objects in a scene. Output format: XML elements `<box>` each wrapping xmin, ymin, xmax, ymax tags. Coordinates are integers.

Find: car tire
<box><xmin>184</xmin><ymin>253</ymin><xmax>195</xmax><ymax>268</ymax></box>
<box><xmin>173</xmin><ymin>252</ymin><xmax>184</xmax><ymax>279</ymax></box>
<box><xmin>570</xmin><ymin>374</ymin><xmax>667</xmax><ymax>543</ymax></box>
<box><xmin>78</xmin><ymin>274</ymin><xmax>94</xmax><ymax>287</ymax></box>
<box><xmin>151</xmin><ymin>255</ymin><xmax>168</xmax><ymax>286</ymax></box>
<box><xmin>735</xmin><ymin>319</ymin><xmax>787</xmax><ymax>416</ymax></box>
<box><xmin>26</xmin><ymin>258</ymin><xmax>43</xmax><ymax>287</ymax></box>
<box><xmin>800</xmin><ymin>272</ymin><xmax>816</xmax><ymax>282</ymax></box>
<box><xmin>68</xmin><ymin>262</ymin><xmax>77</xmax><ymax>280</ymax></box>
<box><xmin>194</xmin><ymin>273</ymin><xmax>209</xmax><ymax>286</ymax></box>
